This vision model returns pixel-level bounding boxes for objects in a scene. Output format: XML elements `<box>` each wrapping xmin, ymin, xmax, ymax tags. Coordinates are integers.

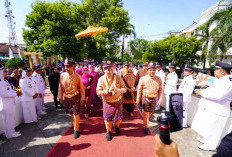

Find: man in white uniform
<box><xmin>164</xmin><ymin>63</ymin><xmax>178</xmax><ymax>111</ymax></box>
<box><xmin>178</xmin><ymin>65</ymin><xmax>196</xmax><ymax>127</ymax></box>
<box><xmin>33</xmin><ymin>65</ymin><xmax>46</xmax><ymax>115</ymax></box>
<box><xmin>195</xmin><ymin>61</ymin><xmax>232</xmax><ymax>151</ymax></box>
<box><xmin>155</xmin><ymin>62</ymin><xmax>165</xmax><ymax>110</ymax></box>
<box><xmin>20</xmin><ymin>67</ymin><xmax>38</xmax><ymax>123</ymax></box>
<box><xmin>0</xmin><ymin>64</ymin><xmax>22</xmax><ymax>138</ymax></box>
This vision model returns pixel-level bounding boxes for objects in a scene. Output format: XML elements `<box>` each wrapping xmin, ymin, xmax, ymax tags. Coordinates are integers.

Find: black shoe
<box><xmin>74</xmin><ymin>131</ymin><xmax>80</xmax><ymax>139</ymax></box>
<box><xmin>115</xmin><ymin>126</ymin><xmax>120</xmax><ymax>135</ymax></box>
<box><xmin>106</xmin><ymin>132</ymin><xmax>112</xmax><ymax>141</ymax></box>
<box><xmin>144</xmin><ymin>128</ymin><xmax>149</xmax><ymax>135</ymax></box>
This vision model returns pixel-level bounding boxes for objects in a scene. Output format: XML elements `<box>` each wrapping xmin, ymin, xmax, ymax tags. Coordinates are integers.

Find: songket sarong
<box><xmin>142</xmin><ymin>95</ymin><xmax>156</xmax><ymax>112</ymax></box>
<box><xmin>103</xmin><ymin>99</ymin><xmax>123</xmax><ymax>122</ymax></box>
<box><xmin>64</xmin><ymin>94</ymin><xmax>82</xmax><ymax>115</ymax></box>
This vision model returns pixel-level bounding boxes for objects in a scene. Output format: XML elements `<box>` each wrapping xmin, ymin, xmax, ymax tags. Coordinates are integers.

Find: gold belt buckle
<box><xmin>65</xmin><ymin>91</ymin><xmax>79</xmax><ymax>98</ymax></box>
<box><xmin>107</xmin><ymin>95</ymin><xmax>121</xmax><ymax>103</ymax></box>
<box><xmin>143</xmin><ymin>93</ymin><xmax>156</xmax><ymax>98</ymax></box>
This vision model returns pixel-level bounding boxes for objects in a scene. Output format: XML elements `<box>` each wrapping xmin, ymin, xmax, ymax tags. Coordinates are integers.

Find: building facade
<box><xmin>177</xmin><ymin>1</ymin><xmax>232</xmax><ymax>68</ymax></box>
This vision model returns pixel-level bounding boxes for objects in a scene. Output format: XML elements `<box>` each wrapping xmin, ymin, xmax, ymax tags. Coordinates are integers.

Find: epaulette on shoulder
<box><xmin>21</xmin><ymin>77</ymin><xmax>25</xmax><ymax>79</ymax></box>
<box><xmin>0</xmin><ymin>79</ymin><xmax>1</xmax><ymax>81</ymax></box>
<box><xmin>229</xmin><ymin>77</ymin><xmax>232</xmax><ymax>82</ymax></box>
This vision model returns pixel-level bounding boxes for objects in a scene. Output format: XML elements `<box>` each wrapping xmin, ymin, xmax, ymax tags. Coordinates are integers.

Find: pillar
<box><xmin>36</xmin><ymin>54</ymin><xmax>40</xmax><ymax>65</ymax></box>
<box><xmin>28</xmin><ymin>55</ymin><xmax>33</xmax><ymax>69</ymax></box>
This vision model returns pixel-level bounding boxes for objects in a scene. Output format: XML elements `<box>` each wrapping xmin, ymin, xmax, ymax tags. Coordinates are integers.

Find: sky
<box><xmin>0</xmin><ymin>0</ymin><xmax>221</xmax><ymax>45</ymax></box>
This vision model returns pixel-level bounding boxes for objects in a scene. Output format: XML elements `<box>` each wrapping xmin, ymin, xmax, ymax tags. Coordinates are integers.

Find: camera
<box><xmin>157</xmin><ymin>110</ymin><xmax>171</xmax><ymax>145</ymax></box>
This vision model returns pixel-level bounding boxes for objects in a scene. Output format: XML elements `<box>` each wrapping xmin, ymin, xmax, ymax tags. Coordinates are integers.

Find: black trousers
<box><xmin>53</xmin><ymin>91</ymin><xmax>59</xmax><ymax>107</ymax></box>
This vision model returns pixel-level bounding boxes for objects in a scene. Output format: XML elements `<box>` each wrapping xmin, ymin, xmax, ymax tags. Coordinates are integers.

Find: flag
<box><xmin>9</xmin><ymin>47</ymin><xmax>14</xmax><ymax>59</ymax></box>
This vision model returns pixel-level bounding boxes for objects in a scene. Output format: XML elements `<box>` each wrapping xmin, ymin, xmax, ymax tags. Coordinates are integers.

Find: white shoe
<box><xmin>198</xmin><ymin>144</ymin><xmax>216</xmax><ymax>151</ymax></box>
<box><xmin>196</xmin><ymin>137</ymin><xmax>204</xmax><ymax>143</ymax></box>
<box><xmin>39</xmin><ymin>111</ymin><xmax>47</xmax><ymax>115</ymax></box>
<box><xmin>7</xmin><ymin>132</ymin><xmax>21</xmax><ymax>139</ymax></box>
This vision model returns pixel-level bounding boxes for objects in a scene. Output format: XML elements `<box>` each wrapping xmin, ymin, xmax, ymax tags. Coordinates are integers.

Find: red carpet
<box><xmin>46</xmin><ymin>102</ymin><xmax>155</xmax><ymax>157</ymax></box>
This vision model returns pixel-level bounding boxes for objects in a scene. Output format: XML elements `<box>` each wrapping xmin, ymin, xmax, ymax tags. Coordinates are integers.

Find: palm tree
<box><xmin>194</xmin><ymin>25</ymin><xmax>210</xmax><ymax>69</ymax></box>
<box><xmin>121</xmin><ymin>24</ymin><xmax>136</xmax><ymax>64</ymax></box>
<box><xmin>203</xmin><ymin>4</ymin><xmax>232</xmax><ymax>64</ymax></box>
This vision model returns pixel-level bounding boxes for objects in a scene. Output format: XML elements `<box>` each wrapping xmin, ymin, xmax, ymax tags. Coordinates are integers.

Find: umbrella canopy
<box><xmin>75</xmin><ymin>25</ymin><xmax>108</xmax><ymax>40</ymax></box>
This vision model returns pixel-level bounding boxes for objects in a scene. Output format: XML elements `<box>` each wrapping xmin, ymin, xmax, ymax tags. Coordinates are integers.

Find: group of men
<box><xmin>1</xmin><ymin>58</ymin><xmax>232</xmax><ymax>153</ymax></box>
<box><xmin>57</xmin><ymin>58</ymin><xmax>200</xmax><ymax>141</ymax></box>
<box><xmin>0</xmin><ymin>64</ymin><xmax>46</xmax><ymax>139</ymax></box>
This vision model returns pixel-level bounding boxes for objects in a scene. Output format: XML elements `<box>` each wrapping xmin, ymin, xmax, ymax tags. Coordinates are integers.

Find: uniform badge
<box><xmin>107</xmin><ymin>60</ymin><xmax>111</xmax><ymax>65</ymax></box>
<box><xmin>229</xmin><ymin>77</ymin><xmax>232</xmax><ymax>82</ymax></box>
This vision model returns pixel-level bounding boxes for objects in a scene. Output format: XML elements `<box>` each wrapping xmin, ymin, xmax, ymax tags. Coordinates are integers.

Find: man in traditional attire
<box><xmin>136</xmin><ymin>62</ymin><xmax>162</xmax><ymax>135</ymax></box>
<box><xmin>97</xmin><ymin>59</ymin><xmax>127</xmax><ymax>141</ymax></box>
<box><xmin>33</xmin><ymin>65</ymin><xmax>47</xmax><ymax>115</ymax></box>
<box><xmin>178</xmin><ymin>65</ymin><xmax>196</xmax><ymax>128</ymax></box>
<box><xmin>122</xmin><ymin>68</ymin><xmax>136</xmax><ymax>117</ymax></box>
<box><xmin>0</xmin><ymin>64</ymin><xmax>22</xmax><ymax>138</ymax></box>
<box><xmin>48</xmin><ymin>67</ymin><xmax>62</xmax><ymax>109</ymax></box>
<box><xmin>164</xmin><ymin>63</ymin><xmax>178</xmax><ymax>111</ymax></box>
<box><xmin>135</xmin><ymin>62</ymin><xmax>148</xmax><ymax>87</ymax></box>
<box><xmin>195</xmin><ymin>61</ymin><xmax>232</xmax><ymax>151</ymax></box>
<box><xmin>81</xmin><ymin>67</ymin><xmax>94</xmax><ymax>118</ymax></box>
<box><xmin>58</xmin><ymin>58</ymin><xmax>85</xmax><ymax>139</ymax></box>
<box><xmin>120</xmin><ymin>61</ymin><xmax>130</xmax><ymax>78</ymax></box>
<box><xmin>136</xmin><ymin>61</ymin><xmax>162</xmax><ymax>135</ymax></box>
<box><xmin>20</xmin><ymin>67</ymin><xmax>38</xmax><ymax>123</ymax></box>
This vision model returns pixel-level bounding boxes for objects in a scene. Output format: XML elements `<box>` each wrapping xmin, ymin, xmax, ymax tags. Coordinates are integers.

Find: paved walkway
<box><xmin>0</xmin><ymin>89</ymin><xmax>215</xmax><ymax>157</ymax></box>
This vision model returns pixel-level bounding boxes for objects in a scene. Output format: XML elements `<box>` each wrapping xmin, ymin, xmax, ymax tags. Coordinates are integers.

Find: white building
<box><xmin>177</xmin><ymin>1</ymin><xmax>232</xmax><ymax>68</ymax></box>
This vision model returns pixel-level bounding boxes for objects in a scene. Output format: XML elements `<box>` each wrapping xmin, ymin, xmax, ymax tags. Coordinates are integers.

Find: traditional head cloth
<box><xmin>147</xmin><ymin>61</ymin><xmax>156</xmax><ymax>70</ymax></box>
<box><xmin>103</xmin><ymin>59</ymin><xmax>113</xmax><ymax>69</ymax></box>
<box><xmin>184</xmin><ymin>65</ymin><xmax>196</xmax><ymax>71</ymax></box>
<box><xmin>63</xmin><ymin>58</ymin><xmax>75</xmax><ymax>66</ymax></box>
<box><xmin>76</xmin><ymin>68</ymin><xmax>82</xmax><ymax>75</ymax></box>
<box><xmin>215</xmin><ymin>60</ymin><xmax>232</xmax><ymax>74</ymax></box>
<box><xmin>168</xmin><ymin>62</ymin><xmax>176</xmax><ymax>68</ymax></box>
<box><xmin>89</xmin><ymin>65</ymin><xmax>95</xmax><ymax>72</ymax></box>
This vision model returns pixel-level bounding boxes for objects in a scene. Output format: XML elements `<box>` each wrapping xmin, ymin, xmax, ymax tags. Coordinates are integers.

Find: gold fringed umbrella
<box><xmin>75</xmin><ymin>25</ymin><xmax>108</xmax><ymax>40</ymax></box>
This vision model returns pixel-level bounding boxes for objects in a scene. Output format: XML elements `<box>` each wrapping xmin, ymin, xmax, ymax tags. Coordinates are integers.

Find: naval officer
<box><xmin>20</xmin><ymin>67</ymin><xmax>38</xmax><ymax>123</ymax></box>
<box><xmin>33</xmin><ymin>65</ymin><xmax>47</xmax><ymax>115</ymax></box>
<box><xmin>178</xmin><ymin>65</ymin><xmax>196</xmax><ymax>128</ymax></box>
<box><xmin>0</xmin><ymin>64</ymin><xmax>22</xmax><ymax>138</ymax></box>
<box><xmin>195</xmin><ymin>61</ymin><xmax>232</xmax><ymax>151</ymax></box>
<box><xmin>164</xmin><ymin>63</ymin><xmax>178</xmax><ymax>111</ymax></box>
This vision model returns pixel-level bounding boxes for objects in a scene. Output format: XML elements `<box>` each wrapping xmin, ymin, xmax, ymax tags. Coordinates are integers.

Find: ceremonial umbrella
<box><xmin>75</xmin><ymin>25</ymin><xmax>108</xmax><ymax>40</ymax></box>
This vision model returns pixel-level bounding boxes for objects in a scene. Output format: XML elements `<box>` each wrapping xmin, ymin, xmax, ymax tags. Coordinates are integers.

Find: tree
<box><xmin>129</xmin><ymin>38</ymin><xmax>151</xmax><ymax>63</ymax></box>
<box><xmin>203</xmin><ymin>4</ymin><xmax>232</xmax><ymax>64</ymax></box>
<box><xmin>23</xmin><ymin>0</ymin><xmax>134</xmax><ymax>62</ymax></box>
<box><xmin>146</xmin><ymin>35</ymin><xmax>201</xmax><ymax>68</ymax></box>
<box><xmin>5</xmin><ymin>58</ymin><xmax>25</xmax><ymax>69</ymax></box>
<box><xmin>194</xmin><ymin>25</ymin><xmax>210</xmax><ymax>69</ymax></box>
